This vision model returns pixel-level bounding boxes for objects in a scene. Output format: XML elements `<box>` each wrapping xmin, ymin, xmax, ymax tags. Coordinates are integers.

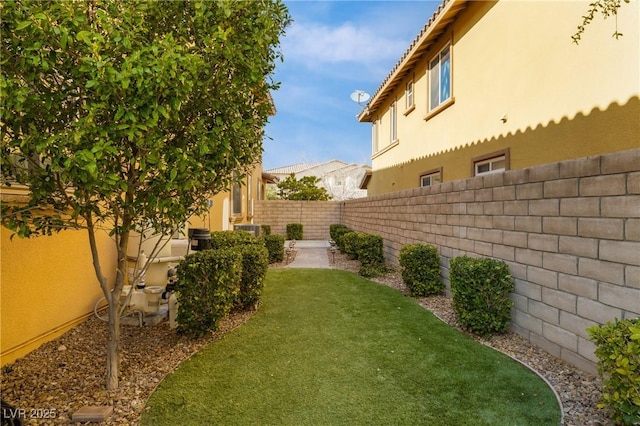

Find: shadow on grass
<box><xmin>142</xmin><ymin>269</ymin><xmax>561</xmax><ymax>425</ymax></box>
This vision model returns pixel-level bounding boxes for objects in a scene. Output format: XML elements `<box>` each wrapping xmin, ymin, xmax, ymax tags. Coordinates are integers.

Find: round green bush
<box><xmin>398</xmin><ymin>244</ymin><xmax>443</xmax><ymax>296</ymax></box>
<box><xmin>449</xmin><ymin>256</ymin><xmax>515</xmax><ymax>337</ymax></box>
<box><xmin>262</xmin><ymin>234</ymin><xmax>285</xmax><ymax>263</ymax></box>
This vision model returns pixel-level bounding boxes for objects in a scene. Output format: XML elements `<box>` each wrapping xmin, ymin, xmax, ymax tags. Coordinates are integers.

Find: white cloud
<box><xmin>283</xmin><ymin>21</ymin><xmax>409</xmax><ymax>67</ymax></box>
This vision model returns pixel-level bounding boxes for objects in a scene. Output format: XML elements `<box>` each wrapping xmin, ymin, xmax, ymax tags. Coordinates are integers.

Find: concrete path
<box><xmin>284</xmin><ymin>240</ymin><xmax>332</xmax><ymax>269</ymax></box>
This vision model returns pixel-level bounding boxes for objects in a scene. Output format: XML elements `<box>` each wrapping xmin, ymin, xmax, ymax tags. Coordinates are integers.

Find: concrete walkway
<box><xmin>284</xmin><ymin>240</ymin><xmax>332</xmax><ymax>269</ymax></box>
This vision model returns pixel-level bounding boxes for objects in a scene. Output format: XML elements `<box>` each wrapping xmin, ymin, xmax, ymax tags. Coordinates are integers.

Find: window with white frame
<box><xmin>390</xmin><ymin>101</ymin><xmax>397</xmax><ymax>142</ymax></box>
<box><xmin>420</xmin><ymin>169</ymin><xmax>442</xmax><ymax>187</ymax></box>
<box><xmin>474</xmin><ymin>154</ymin><xmax>507</xmax><ymax>176</ymax></box>
<box><xmin>429</xmin><ymin>44</ymin><xmax>451</xmax><ymax>111</ymax></box>
<box><xmin>405</xmin><ymin>80</ymin><xmax>414</xmax><ymax>110</ymax></box>
<box><xmin>372</xmin><ymin>120</ymin><xmax>379</xmax><ymax>153</ymax></box>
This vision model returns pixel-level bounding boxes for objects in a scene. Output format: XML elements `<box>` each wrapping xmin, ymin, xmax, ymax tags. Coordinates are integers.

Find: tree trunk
<box><xmin>106</xmin><ymin>298</ymin><xmax>121</xmax><ymax>390</ymax></box>
<box><xmin>86</xmin><ymin>213</ymin><xmax>130</xmax><ymax>390</ymax></box>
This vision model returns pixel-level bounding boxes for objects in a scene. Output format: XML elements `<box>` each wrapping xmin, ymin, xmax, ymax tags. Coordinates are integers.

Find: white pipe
<box><xmin>147</xmin><ymin>255</ymin><xmax>184</xmax><ymax>264</ymax></box>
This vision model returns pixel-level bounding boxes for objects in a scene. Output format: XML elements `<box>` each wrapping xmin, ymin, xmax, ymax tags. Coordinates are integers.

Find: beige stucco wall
<box><xmin>2</xmin><ymin>161</ymin><xmax>267</xmax><ymax>366</ymax></box>
<box><xmin>188</xmin><ymin>164</ymin><xmax>267</xmax><ymax>233</ymax></box>
<box><xmin>369</xmin><ymin>0</ymin><xmax>639</xmax><ymax>194</ymax></box>
<box><xmin>1</xmin><ymin>226</ymin><xmax>116</xmax><ymax>366</ymax></box>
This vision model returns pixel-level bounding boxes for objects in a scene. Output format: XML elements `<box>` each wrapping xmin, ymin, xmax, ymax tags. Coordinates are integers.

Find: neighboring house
<box><xmin>266</xmin><ymin>160</ymin><xmax>371</xmax><ymax>200</ymax></box>
<box><xmin>0</xmin><ymin>161</ymin><xmax>275</xmax><ymax>367</ymax></box>
<box><xmin>358</xmin><ymin>0</ymin><xmax>639</xmax><ymax>195</ymax></box>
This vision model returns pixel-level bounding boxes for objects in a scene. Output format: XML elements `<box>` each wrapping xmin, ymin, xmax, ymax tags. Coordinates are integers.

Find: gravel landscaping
<box><xmin>1</xmin><ymin>249</ymin><xmax>607</xmax><ymax>425</ymax></box>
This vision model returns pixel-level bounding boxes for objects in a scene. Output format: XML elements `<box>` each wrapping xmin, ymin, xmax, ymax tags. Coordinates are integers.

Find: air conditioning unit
<box><xmin>234</xmin><ymin>224</ymin><xmax>261</xmax><ymax>237</ymax></box>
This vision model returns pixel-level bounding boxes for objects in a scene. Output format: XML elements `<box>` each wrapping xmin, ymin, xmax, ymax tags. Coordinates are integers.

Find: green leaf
<box><xmin>16</xmin><ymin>21</ymin><xmax>32</xmax><ymax>30</ymax></box>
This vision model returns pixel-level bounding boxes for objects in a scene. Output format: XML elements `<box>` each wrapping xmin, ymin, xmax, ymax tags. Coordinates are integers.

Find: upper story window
<box><xmin>473</xmin><ymin>149</ymin><xmax>510</xmax><ymax>176</ymax></box>
<box><xmin>429</xmin><ymin>44</ymin><xmax>451</xmax><ymax>111</ymax></box>
<box><xmin>420</xmin><ymin>169</ymin><xmax>442</xmax><ymax>187</ymax></box>
<box><xmin>372</xmin><ymin>120</ymin><xmax>379</xmax><ymax>153</ymax></box>
<box><xmin>405</xmin><ymin>80</ymin><xmax>414</xmax><ymax>110</ymax></box>
<box><xmin>390</xmin><ymin>101</ymin><xmax>397</xmax><ymax>143</ymax></box>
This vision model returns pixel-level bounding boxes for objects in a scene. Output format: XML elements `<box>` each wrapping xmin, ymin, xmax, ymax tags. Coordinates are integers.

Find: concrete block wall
<box><xmin>254</xmin><ymin>200</ymin><xmax>341</xmax><ymax>240</ymax></box>
<box><xmin>341</xmin><ymin>148</ymin><xmax>640</xmax><ymax>375</ymax></box>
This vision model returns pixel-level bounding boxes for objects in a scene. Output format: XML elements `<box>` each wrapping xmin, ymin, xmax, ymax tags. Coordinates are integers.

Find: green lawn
<box><xmin>142</xmin><ymin>269</ymin><xmax>561</xmax><ymax>425</ymax></box>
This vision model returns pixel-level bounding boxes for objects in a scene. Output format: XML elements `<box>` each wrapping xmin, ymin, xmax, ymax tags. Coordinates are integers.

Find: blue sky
<box><xmin>262</xmin><ymin>0</ymin><xmax>441</xmax><ymax>170</ymax></box>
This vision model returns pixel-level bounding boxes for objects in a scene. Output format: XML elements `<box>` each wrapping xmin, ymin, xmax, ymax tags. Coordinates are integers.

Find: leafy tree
<box><xmin>276</xmin><ymin>173</ymin><xmax>331</xmax><ymax>200</ymax></box>
<box><xmin>1</xmin><ymin>0</ymin><xmax>290</xmax><ymax>389</ymax></box>
<box><xmin>572</xmin><ymin>0</ymin><xmax>630</xmax><ymax>44</ymax></box>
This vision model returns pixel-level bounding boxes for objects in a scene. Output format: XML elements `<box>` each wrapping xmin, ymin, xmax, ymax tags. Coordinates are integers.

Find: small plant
<box><xmin>261</xmin><ymin>225</ymin><xmax>271</xmax><ymax>236</ymax></box>
<box><xmin>263</xmin><ymin>234</ymin><xmax>285</xmax><ymax>263</ymax></box>
<box><xmin>588</xmin><ymin>318</ymin><xmax>640</xmax><ymax>425</ymax></box>
<box><xmin>286</xmin><ymin>223</ymin><xmax>303</xmax><ymax>240</ymax></box>
<box><xmin>175</xmin><ymin>248</ymin><xmax>242</xmax><ymax>337</ymax></box>
<box><xmin>399</xmin><ymin>244</ymin><xmax>443</xmax><ymax>297</ymax></box>
<box><xmin>450</xmin><ymin>256</ymin><xmax>515</xmax><ymax>337</ymax></box>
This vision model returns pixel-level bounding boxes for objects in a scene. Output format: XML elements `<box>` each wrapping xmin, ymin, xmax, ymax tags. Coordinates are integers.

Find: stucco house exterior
<box><xmin>266</xmin><ymin>160</ymin><xmax>371</xmax><ymax>200</ymax></box>
<box><xmin>358</xmin><ymin>0</ymin><xmax>639</xmax><ymax>195</ymax></box>
<box><xmin>0</xmin><ymin>161</ymin><xmax>271</xmax><ymax>366</ymax></box>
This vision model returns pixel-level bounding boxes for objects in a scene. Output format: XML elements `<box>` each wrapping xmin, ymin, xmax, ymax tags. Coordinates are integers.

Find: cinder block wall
<box><xmin>254</xmin><ymin>200</ymin><xmax>341</xmax><ymax>240</ymax></box>
<box><xmin>342</xmin><ymin>149</ymin><xmax>640</xmax><ymax>374</ymax></box>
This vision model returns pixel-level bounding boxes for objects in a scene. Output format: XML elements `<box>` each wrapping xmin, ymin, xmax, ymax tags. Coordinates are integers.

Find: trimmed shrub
<box><xmin>331</xmin><ymin>225</ymin><xmax>352</xmax><ymax>251</ymax></box>
<box><xmin>286</xmin><ymin>223</ymin><xmax>303</xmax><ymax>240</ymax></box>
<box><xmin>588</xmin><ymin>318</ymin><xmax>640</xmax><ymax>425</ymax></box>
<box><xmin>330</xmin><ymin>224</ymin><xmax>349</xmax><ymax>241</ymax></box>
<box><xmin>263</xmin><ymin>234</ymin><xmax>285</xmax><ymax>263</ymax></box>
<box><xmin>208</xmin><ymin>230</ymin><xmax>268</xmax><ymax>311</ymax></box>
<box><xmin>175</xmin><ymin>248</ymin><xmax>242</xmax><ymax>337</ymax></box>
<box><xmin>209</xmin><ymin>230</ymin><xmax>261</xmax><ymax>249</ymax></box>
<box><xmin>399</xmin><ymin>244</ymin><xmax>443</xmax><ymax>297</ymax></box>
<box><xmin>450</xmin><ymin>256</ymin><xmax>515</xmax><ymax>337</ymax></box>
<box><xmin>357</xmin><ymin>233</ymin><xmax>384</xmax><ymax>266</ymax></box>
<box><xmin>341</xmin><ymin>231</ymin><xmax>360</xmax><ymax>259</ymax></box>
<box><xmin>261</xmin><ymin>224</ymin><xmax>271</xmax><ymax>236</ymax></box>
<box><xmin>235</xmin><ymin>244</ymin><xmax>269</xmax><ymax>311</ymax></box>
<box><xmin>356</xmin><ymin>233</ymin><xmax>386</xmax><ymax>277</ymax></box>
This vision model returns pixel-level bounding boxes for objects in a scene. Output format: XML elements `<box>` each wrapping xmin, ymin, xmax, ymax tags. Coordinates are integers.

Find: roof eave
<box><xmin>358</xmin><ymin>0</ymin><xmax>468</xmax><ymax>123</ymax></box>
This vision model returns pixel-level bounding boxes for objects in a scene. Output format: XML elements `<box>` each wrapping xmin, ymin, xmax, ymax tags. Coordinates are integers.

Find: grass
<box><xmin>142</xmin><ymin>269</ymin><xmax>561</xmax><ymax>425</ymax></box>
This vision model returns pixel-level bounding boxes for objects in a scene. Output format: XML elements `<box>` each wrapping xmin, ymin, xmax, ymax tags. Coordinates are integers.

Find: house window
<box><xmin>232</xmin><ymin>181</ymin><xmax>242</xmax><ymax>215</ymax></box>
<box><xmin>420</xmin><ymin>169</ymin><xmax>442</xmax><ymax>187</ymax></box>
<box><xmin>372</xmin><ymin>120</ymin><xmax>379</xmax><ymax>153</ymax></box>
<box><xmin>429</xmin><ymin>44</ymin><xmax>451</xmax><ymax>111</ymax></box>
<box><xmin>473</xmin><ymin>149</ymin><xmax>510</xmax><ymax>176</ymax></box>
<box><xmin>405</xmin><ymin>80</ymin><xmax>414</xmax><ymax>110</ymax></box>
<box><xmin>247</xmin><ymin>173</ymin><xmax>253</xmax><ymax>216</ymax></box>
<box><xmin>390</xmin><ymin>101</ymin><xmax>397</xmax><ymax>142</ymax></box>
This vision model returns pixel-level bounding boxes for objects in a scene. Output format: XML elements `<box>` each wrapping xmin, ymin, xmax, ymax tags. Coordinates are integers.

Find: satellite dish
<box><xmin>350</xmin><ymin>90</ymin><xmax>370</xmax><ymax>106</ymax></box>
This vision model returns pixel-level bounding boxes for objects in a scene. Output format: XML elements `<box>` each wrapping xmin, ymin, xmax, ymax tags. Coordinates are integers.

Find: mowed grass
<box><xmin>142</xmin><ymin>269</ymin><xmax>561</xmax><ymax>426</ymax></box>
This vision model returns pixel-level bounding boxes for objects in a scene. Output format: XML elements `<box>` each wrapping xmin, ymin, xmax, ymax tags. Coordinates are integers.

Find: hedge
<box><xmin>263</xmin><ymin>234</ymin><xmax>285</xmax><ymax>263</ymax></box>
<box><xmin>588</xmin><ymin>318</ymin><xmax>640</xmax><ymax>425</ymax></box>
<box><xmin>175</xmin><ymin>248</ymin><xmax>242</xmax><ymax>337</ymax></box>
<box><xmin>286</xmin><ymin>223</ymin><xmax>303</xmax><ymax>240</ymax></box>
<box><xmin>450</xmin><ymin>256</ymin><xmax>515</xmax><ymax>337</ymax></box>
<box><xmin>398</xmin><ymin>244</ymin><xmax>443</xmax><ymax>296</ymax></box>
<box><xmin>209</xmin><ymin>230</ymin><xmax>262</xmax><ymax>249</ymax></box>
<box><xmin>330</xmin><ymin>224</ymin><xmax>352</xmax><ymax>251</ymax></box>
